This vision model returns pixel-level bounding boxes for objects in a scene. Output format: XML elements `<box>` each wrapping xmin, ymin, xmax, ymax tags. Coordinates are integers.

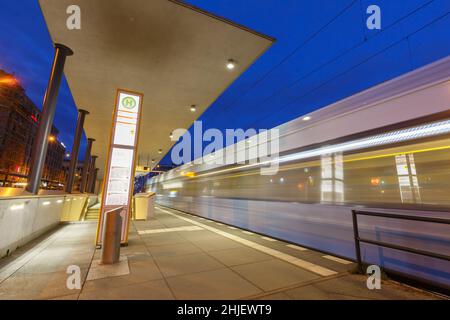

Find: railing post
<box><xmin>352</xmin><ymin>210</ymin><xmax>363</xmax><ymax>273</ymax></box>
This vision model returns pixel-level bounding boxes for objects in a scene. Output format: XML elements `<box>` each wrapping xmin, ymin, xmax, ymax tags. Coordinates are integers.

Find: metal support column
<box><xmin>66</xmin><ymin>109</ymin><xmax>89</xmax><ymax>193</ymax></box>
<box><xmin>80</xmin><ymin>138</ymin><xmax>95</xmax><ymax>193</ymax></box>
<box><xmin>91</xmin><ymin>168</ymin><xmax>99</xmax><ymax>194</ymax></box>
<box><xmin>87</xmin><ymin>156</ymin><xmax>97</xmax><ymax>193</ymax></box>
<box><xmin>26</xmin><ymin>43</ymin><xmax>73</xmax><ymax>194</ymax></box>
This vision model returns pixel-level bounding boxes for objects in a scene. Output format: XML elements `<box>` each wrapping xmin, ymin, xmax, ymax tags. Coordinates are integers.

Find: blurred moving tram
<box><xmin>147</xmin><ymin>56</ymin><xmax>450</xmax><ymax>289</ymax></box>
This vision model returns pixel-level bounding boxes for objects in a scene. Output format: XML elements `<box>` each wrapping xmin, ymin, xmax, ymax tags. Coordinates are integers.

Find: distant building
<box><xmin>0</xmin><ymin>69</ymin><xmax>66</xmax><ymax>188</ymax></box>
<box><xmin>62</xmin><ymin>158</ymin><xmax>84</xmax><ymax>192</ymax></box>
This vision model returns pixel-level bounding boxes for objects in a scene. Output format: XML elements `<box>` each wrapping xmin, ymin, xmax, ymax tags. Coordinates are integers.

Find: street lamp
<box><xmin>0</xmin><ymin>76</ymin><xmax>18</xmax><ymax>86</ymax></box>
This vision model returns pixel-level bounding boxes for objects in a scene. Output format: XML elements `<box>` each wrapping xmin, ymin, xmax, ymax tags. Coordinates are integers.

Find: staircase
<box><xmin>84</xmin><ymin>203</ymin><xmax>101</xmax><ymax>221</ymax></box>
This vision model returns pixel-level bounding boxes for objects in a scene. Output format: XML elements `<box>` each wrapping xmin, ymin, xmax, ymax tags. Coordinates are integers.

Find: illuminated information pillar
<box><xmin>96</xmin><ymin>89</ymin><xmax>143</xmax><ymax>245</ymax></box>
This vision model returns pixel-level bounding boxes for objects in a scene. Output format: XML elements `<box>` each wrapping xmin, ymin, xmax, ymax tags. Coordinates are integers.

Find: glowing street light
<box><xmin>0</xmin><ymin>76</ymin><xmax>19</xmax><ymax>86</ymax></box>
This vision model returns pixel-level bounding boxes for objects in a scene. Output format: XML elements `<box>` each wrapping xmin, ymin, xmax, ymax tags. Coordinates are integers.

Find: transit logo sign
<box><xmin>121</xmin><ymin>96</ymin><xmax>137</xmax><ymax>110</ymax></box>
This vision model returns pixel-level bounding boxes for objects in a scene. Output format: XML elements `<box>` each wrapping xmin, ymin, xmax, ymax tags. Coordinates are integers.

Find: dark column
<box><xmin>66</xmin><ymin>109</ymin><xmax>89</xmax><ymax>193</ymax></box>
<box><xmin>80</xmin><ymin>138</ymin><xmax>95</xmax><ymax>193</ymax></box>
<box><xmin>90</xmin><ymin>168</ymin><xmax>99</xmax><ymax>194</ymax></box>
<box><xmin>87</xmin><ymin>155</ymin><xmax>98</xmax><ymax>193</ymax></box>
<box><xmin>26</xmin><ymin>43</ymin><xmax>73</xmax><ymax>194</ymax></box>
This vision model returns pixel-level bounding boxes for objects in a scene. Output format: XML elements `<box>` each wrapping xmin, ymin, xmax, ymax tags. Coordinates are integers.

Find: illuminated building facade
<box><xmin>0</xmin><ymin>69</ymin><xmax>66</xmax><ymax>188</ymax></box>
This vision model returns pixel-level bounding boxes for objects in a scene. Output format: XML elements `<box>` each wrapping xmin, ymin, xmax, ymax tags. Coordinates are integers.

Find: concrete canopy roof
<box><xmin>38</xmin><ymin>0</ymin><xmax>273</xmax><ymax>179</ymax></box>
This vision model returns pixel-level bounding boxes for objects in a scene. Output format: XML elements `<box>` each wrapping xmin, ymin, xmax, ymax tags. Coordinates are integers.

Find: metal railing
<box><xmin>0</xmin><ymin>171</ymin><xmax>64</xmax><ymax>189</ymax></box>
<box><xmin>352</xmin><ymin>209</ymin><xmax>450</xmax><ymax>275</ymax></box>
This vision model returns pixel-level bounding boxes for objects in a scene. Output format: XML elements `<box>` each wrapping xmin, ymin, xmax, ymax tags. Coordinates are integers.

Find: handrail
<box><xmin>79</xmin><ymin>197</ymin><xmax>91</xmax><ymax>221</ymax></box>
<box><xmin>352</xmin><ymin>209</ymin><xmax>450</xmax><ymax>275</ymax></box>
<box><xmin>0</xmin><ymin>192</ymin><xmax>90</xmax><ymax>200</ymax></box>
<box><xmin>353</xmin><ymin>210</ymin><xmax>450</xmax><ymax>224</ymax></box>
<box><xmin>0</xmin><ymin>171</ymin><xmax>64</xmax><ymax>184</ymax></box>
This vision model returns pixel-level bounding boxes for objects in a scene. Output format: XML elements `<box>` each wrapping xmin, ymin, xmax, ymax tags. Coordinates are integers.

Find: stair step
<box><xmin>85</xmin><ymin>208</ymin><xmax>100</xmax><ymax>221</ymax></box>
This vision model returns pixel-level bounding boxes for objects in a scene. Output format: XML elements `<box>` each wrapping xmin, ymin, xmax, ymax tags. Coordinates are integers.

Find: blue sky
<box><xmin>160</xmin><ymin>0</ymin><xmax>449</xmax><ymax>164</ymax></box>
<box><xmin>0</xmin><ymin>1</ymin><xmax>449</xmax><ymax>164</ymax></box>
<box><xmin>0</xmin><ymin>0</ymin><xmax>84</xmax><ymax>155</ymax></box>
<box><xmin>182</xmin><ymin>0</ymin><xmax>449</xmax><ymax>130</ymax></box>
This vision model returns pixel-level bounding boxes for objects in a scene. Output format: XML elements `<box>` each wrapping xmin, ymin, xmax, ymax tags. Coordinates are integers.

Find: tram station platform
<box><xmin>0</xmin><ymin>206</ymin><xmax>441</xmax><ymax>300</ymax></box>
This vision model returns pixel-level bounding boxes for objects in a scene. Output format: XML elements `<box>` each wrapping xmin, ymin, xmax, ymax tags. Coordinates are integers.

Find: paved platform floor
<box><xmin>0</xmin><ymin>206</ymin><xmax>442</xmax><ymax>300</ymax></box>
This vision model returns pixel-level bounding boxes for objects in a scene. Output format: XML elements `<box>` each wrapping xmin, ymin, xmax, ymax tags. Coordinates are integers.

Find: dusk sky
<box><xmin>0</xmin><ymin>0</ymin><xmax>84</xmax><ymax>154</ymax></box>
<box><xmin>0</xmin><ymin>0</ymin><xmax>449</xmax><ymax>163</ymax></box>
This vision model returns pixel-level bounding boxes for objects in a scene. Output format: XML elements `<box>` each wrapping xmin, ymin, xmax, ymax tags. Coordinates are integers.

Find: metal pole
<box><xmin>26</xmin><ymin>43</ymin><xmax>73</xmax><ymax>194</ymax></box>
<box><xmin>352</xmin><ymin>210</ymin><xmax>363</xmax><ymax>273</ymax></box>
<box><xmin>66</xmin><ymin>109</ymin><xmax>89</xmax><ymax>193</ymax></box>
<box><xmin>87</xmin><ymin>156</ymin><xmax>97</xmax><ymax>193</ymax></box>
<box><xmin>91</xmin><ymin>168</ymin><xmax>99</xmax><ymax>194</ymax></box>
<box><xmin>80</xmin><ymin>138</ymin><xmax>95</xmax><ymax>193</ymax></box>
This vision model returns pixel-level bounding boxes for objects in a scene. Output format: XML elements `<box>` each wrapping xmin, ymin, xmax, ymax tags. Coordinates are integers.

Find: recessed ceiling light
<box><xmin>190</xmin><ymin>105</ymin><xmax>197</xmax><ymax>112</ymax></box>
<box><xmin>226</xmin><ymin>59</ymin><xmax>236</xmax><ymax>70</ymax></box>
<box><xmin>169</xmin><ymin>133</ymin><xmax>173</xmax><ymax>139</ymax></box>
<box><xmin>158</xmin><ymin>149</ymin><xmax>162</xmax><ymax>154</ymax></box>
<box><xmin>302</xmin><ymin>116</ymin><xmax>311</xmax><ymax>121</ymax></box>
